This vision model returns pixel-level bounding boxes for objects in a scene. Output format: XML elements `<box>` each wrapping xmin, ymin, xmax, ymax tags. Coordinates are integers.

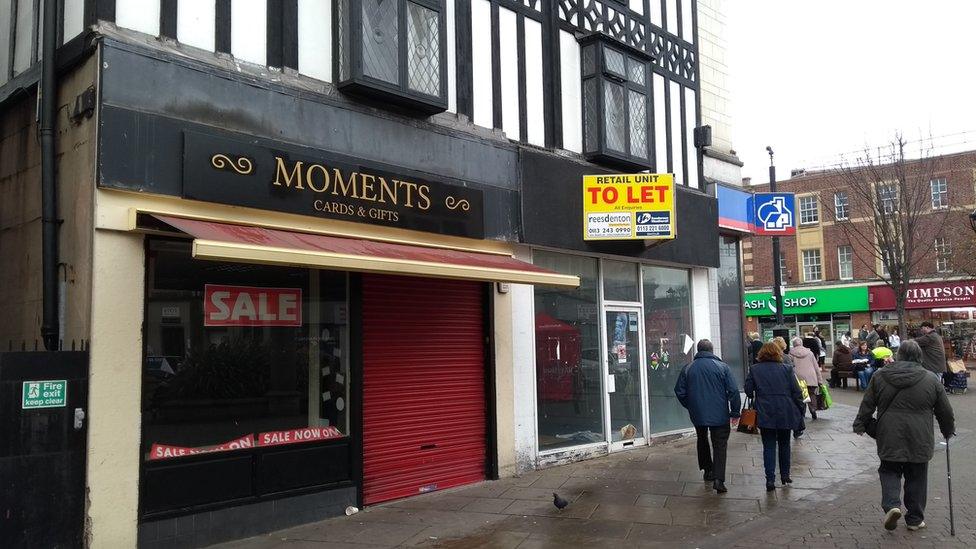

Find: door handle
<box><xmin>420</xmin><ymin>443</ymin><xmax>437</xmax><ymax>450</ymax></box>
<box><xmin>73</xmin><ymin>408</ymin><xmax>85</xmax><ymax>430</ymax></box>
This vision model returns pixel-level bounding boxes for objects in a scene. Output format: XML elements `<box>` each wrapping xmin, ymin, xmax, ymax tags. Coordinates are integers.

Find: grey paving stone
<box><xmin>589</xmin><ymin>503</ymin><xmax>672</xmax><ymax>525</ymax></box>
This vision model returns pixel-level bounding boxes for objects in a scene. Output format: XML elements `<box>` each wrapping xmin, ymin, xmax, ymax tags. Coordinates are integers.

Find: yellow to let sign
<box><xmin>582</xmin><ymin>173</ymin><xmax>676</xmax><ymax>240</ymax></box>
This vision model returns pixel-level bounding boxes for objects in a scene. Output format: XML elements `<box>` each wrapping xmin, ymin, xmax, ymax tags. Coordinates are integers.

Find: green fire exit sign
<box><xmin>22</xmin><ymin>380</ymin><xmax>67</xmax><ymax>409</ymax></box>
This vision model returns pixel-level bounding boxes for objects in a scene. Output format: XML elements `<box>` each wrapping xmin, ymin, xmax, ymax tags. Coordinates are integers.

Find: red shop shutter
<box><xmin>362</xmin><ymin>275</ymin><xmax>487</xmax><ymax>505</ymax></box>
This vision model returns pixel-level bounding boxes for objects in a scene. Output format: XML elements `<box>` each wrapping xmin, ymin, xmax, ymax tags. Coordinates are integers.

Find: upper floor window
<box><xmin>930</xmin><ymin>178</ymin><xmax>948</xmax><ymax>210</ymax></box>
<box><xmin>837</xmin><ymin>245</ymin><xmax>854</xmax><ymax>280</ymax></box>
<box><xmin>580</xmin><ymin>34</ymin><xmax>652</xmax><ymax>170</ymax></box>
<box><xmin>799</xmin><ymin>195</ymin><xmax>819</xmax><ymax>224</ymax></box>
<box><xmin>779</xmin><ymin>252</ymin><xmax>788</xmax><ymax>275</ymax></box>
<box><xmin>802</xmin><ymin>249</ymin><xmax>822</xmax><ymax>282</ymax></box>
<box><xmin>935</xmin><ymin>237</ymin><xmax>952</xmax><ymax>272</ymax></box>
<box><xmin>833</xmin><ymin>192</ymin><xmax>849</xmax><ymax>221</ymax></box>
<box><xmin>335</xmin><ymin>0</ymin><xmax>447</xmax><ymax>114</ymax></box>
<box><xmin>877</xmin><ymin>183</ymin><xmax>898</xmax><ymax>214</ymax></box>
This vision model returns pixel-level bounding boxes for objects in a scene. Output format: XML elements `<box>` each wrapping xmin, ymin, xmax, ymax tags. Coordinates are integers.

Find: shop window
<box><xmin>936</xmin><ymin>237</ymin><xmax>952</xmax><ymax>272</ymax></box>
<box><xmin>930</xmin><ymin>178</ymin><xmax>948</xmax><ymax>209</ymax></box>
<box><xmin>602</xmin><ymin>259</ymin><xmax>640</xmax><ymax>302</ymax></box>
<box><xmin>142</xmin><ymin>240</ymin><xmax>349</xmax><ymax>464</ymax></box>
<box><xmin>580</xmin><ymin>34</ymin><xmax>653</xmax><ymax>170</ymax></box>
<box><xmin>802</xmin><ymin>249</ymin><xmax>822</xmax><ymax>282</ymax></box>
<box><xmin>643</xmin><ymin>265</ymin><xmax>693</xmax><ymax>434</ymax></box>
<box><xmin>798</xmin><ymin>195</ymin><xmax>819</xmax><ymax>225</ymax></box>
<box><xmin>533</xmin><ymin>251</ymin><xmax>604</xmax><ymax>452</ymax></box>
<box><xmin>335</xmin><ymin>0</ymin><xmax>447</xmax><ymax>114</ymax></box>
<box><xmin>833</xmin><ymin>191</ymin><xmax>849</xmax><ymax>221</ymax></box>
<box><xmin>718</xmin><ymin>236</ymin><xmax>745</xmax><ymax>387</ymax></box>
<box><xmin>837</xmin><ymin>245</ymin><xmax>853</xmax><ymax>280</ymax></box>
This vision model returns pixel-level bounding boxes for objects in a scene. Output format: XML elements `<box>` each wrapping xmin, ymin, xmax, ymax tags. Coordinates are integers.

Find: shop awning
<box><xmin>144</xmin><ymin>214</ymin><xmax>579</xmax><ymax>288</ymax></box>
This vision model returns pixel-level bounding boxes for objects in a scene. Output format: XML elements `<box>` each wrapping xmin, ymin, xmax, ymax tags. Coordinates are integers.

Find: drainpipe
<box><xmin>40</xmin><ymin>0</ymin><xmax>59</xmax><ymax>351</ymax></box>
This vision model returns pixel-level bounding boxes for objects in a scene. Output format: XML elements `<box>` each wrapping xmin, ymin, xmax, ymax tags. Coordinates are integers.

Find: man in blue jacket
<box><xmin>674</xmin><ymin>339</ymin><xmax>742</xmax><ymax>493</ymax></box>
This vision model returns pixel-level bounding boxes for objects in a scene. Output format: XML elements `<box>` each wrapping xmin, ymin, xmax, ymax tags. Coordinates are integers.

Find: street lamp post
<box><xmin>768</xmin><ymin>146</ymin><xmax>789</xmax><ymax>341</ymax></box>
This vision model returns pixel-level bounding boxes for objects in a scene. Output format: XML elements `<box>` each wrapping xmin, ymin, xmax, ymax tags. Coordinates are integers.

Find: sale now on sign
<box><xmin>204</xmin><ymin>284</ymin><xmax>303</xmax><ymax>327</ymax></box>
<box><xmin>582</xmin><ymin>173</ymin><xmax>676</xmax><ymax>241</ymax></box>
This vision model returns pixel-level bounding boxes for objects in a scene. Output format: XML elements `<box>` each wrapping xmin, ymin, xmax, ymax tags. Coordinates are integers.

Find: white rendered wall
<box><xmin>178</xmin><ymin>0</ymin><xmax>216</xmax><ymax>51</ymax></box>
<box><xmin>498</xmin><ymin>8</ymin><xmax>520</xmax><ymax>140</ymax></box>
<box><xmin>692</xmin><ymin>268</ymin><xmax>713</xmax><ymax>344</ymax></box>
<box><xmin>510</xmin><ymin>246</ymin><xmax>538</xmax><ymax>473</ymax></box>
<box><xmin>471</xmin><ymin>0</ymin><xmax>493</xmax><ymax>128</ymax></box>
<box><xmin>116</xmin><ymin>0</ymin><xmax>160</xmax><ymax>36</ymax></box>
<box><xmin>523</xmin><ymin>19</ymin><xmax>544</xmax><ymax>146</ymax></box>
<box><xmin>446</xmin><ymin>0</ymin><xmax>457</xmax><ymax>112</ymax></box>
<box><xmin>298</xmin><ymin>0</ymin><xmax>332</xmax><ymax>81</ymax></box>
<box><xmin>231</xmin><ymin>0</ymin><xmax>267</xmax><ymax>65</ymax></box>
<box><xmin>559</xmin><ymin>30</ymin><xmax>582</xmax><ymax>153</ymax></box>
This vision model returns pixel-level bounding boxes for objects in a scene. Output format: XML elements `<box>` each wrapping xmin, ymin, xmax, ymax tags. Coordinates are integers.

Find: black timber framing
<box><xmin>516</xmin><ymin>14</ymin><xmax>527</xmax><ymax>141</ymax></box>
<box><xmin>490</xmin><ymin>1</ymin><xmax>502</xmax><ymax>129</ymax></box>
<box><xmin>455</xmin><ymin>0</ymin><xmax>473</xmax><ymax>118</ymax></box>
<box><xmin>267</xmin><ymin>0</ymin><xmax>299</xmax><ymax>69</ymax></box>
<box><xmin>159</xmin><ymin>0</ymin><xmax>177</xmax><ymax>39</ymax></box>
<box><xmin>215</xmin><ymin>0</ymin><xmax>232</xmax><ymax>54</ymax></box>
<box><xmin>542</xmin><ymin>0</ymin><xmax>561</xmax><ymax>148</ymax></box>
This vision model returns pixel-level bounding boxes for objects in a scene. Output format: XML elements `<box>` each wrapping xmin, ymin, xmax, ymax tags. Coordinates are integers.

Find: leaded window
<box><xmin>580</xmin><ymin>34</ymin><xmax>653</xmax><ymax>170</ymax></box>
<box><xmin>335</xmin><ymin>0</ymin><xmax>447</xmax><ymax>113</ymax></box>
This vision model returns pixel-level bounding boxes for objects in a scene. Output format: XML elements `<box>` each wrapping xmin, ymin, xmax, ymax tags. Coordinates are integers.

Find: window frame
<box><xmin>334</xmin><ymin>0</ymin><xmax>449</xmax><ymax>114</ymax></box>
<box><xmin>877</xmin><ymin>182</ymin><xmax>898</xmax><ymax>214</ymax></box>
<box><xmin>833</xmin><ymin>191</ymin><xmax>849</xmax><ymax>221</ymax></box>
<box><xmin>930</xmin><ymin>178</ymin><xmax>949</xmax><ymax>210</ymax></box>
<box><xmin>779</xmin><ymin>252</ymin><xmax>787</xmax><ymax>275</ymax></box>
<box><xmin>801</xmin><ymin>248</ymin><xmax>822</xmax><ymax>282</ymax></box>
<box><xmin>935</xmin><ymin>237</ymin><xmax>952</xmax><ymax>272</ymax></box>
<box><xmin>579</xmin><ymin>33</ymin><xmax>654</xmax><ymax>170</ymax></box>
<box><xmin>837</xmin><ymin>245</ymin><xmax>853</xmax><ymax>280</ymax></box>
<box><xmin>798</xmin><ymin>195</ymin><xmax>819</xmax><ymax>225</ymax></box>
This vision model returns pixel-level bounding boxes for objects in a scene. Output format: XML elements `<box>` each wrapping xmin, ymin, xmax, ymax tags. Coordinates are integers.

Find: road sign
<box><xmin>749</xmin><ymin>192</ymin><xmax>796</xmax><ymax>235</ymax></box>
<box><xmin>582</xmin><ymin>173</ymin><xmax>676</xmax><ymax>241</ymax></box>
<box><xmin>22</xmin><ymin>380</ymin><xmax>68</xmax><ymax>409</ymax></box>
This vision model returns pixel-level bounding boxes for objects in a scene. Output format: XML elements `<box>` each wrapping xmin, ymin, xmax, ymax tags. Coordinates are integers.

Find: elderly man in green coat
<box><xmin>853</xmin><ymin>340</ymin><xmax>954</xmax><ymax>532</ymax></box>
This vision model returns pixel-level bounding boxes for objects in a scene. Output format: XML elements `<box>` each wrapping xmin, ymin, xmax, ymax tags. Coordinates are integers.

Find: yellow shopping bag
<box><xmin>796</xmin><ymin>377</ymin><xmax>811</xmax><ymax>403</ymax></box>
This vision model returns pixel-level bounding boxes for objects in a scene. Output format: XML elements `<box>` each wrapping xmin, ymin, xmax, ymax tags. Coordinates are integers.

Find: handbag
<box><xmin>820</xmin><ymin>383</ymin><xmax>833</xmax><ymax>409</ymax></box>
<box><xmin>737</xmin><ymin>397</ymin><xmax>758</xmax><ymax>434</ymax></box>
<box><xmin>864</xmin><ymin>386</ymin><xmax>906</xmax><ymax>439</ymax></box>
<box><xmin>796</xmin><ymin>377</ymin><xmax>811</xmax><ymax>403</ymax></box>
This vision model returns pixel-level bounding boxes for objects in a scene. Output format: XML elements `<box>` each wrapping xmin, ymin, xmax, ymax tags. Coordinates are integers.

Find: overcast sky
<box><xmin>727</xmin><ymin>1</ymin><xmax>976</xmax><ymax>184</ymax></box>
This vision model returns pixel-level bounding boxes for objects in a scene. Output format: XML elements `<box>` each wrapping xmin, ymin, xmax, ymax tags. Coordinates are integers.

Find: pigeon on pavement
<box><xmin>552</xmin><ymin>492</ymin><xmax>569</xmax><ymax>510</ymax></box>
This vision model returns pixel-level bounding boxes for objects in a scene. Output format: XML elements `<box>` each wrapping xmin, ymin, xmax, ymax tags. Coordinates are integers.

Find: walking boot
<box><xmin>713</xmin><ymin>480</ymin><xmax>727</xmax><ymax>493</ymax></box>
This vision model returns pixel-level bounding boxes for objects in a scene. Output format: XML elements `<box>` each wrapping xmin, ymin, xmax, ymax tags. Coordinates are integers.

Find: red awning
<box><xmin>146</xmin><ymin>214</ymin><xmax>579</xmax><ymax>288</ymax></box>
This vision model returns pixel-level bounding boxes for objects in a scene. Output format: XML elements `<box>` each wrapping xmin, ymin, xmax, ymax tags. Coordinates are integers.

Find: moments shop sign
<box><xmin>744</xmin><ymin>286</ymin><xmax>869</xmax><ymax>317</ymax></box>
<box><xmin>182</xmin><ymin>132</ymin><xmax>485</xmax><ymax>239</ymax></box>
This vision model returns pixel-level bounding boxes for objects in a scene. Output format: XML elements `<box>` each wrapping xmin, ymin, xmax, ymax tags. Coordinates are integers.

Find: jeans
<box><xmin>879</xmin><ymin>461</ymin><xmax>928</xmax><ymax>526</ymax></box>
<box><xmin>760</xmin><ymin>428</ymin><xmax>792</xmax><ymax>483</ymax></box>
<box><xmin>858</xmin><ymin>367</ymin><xmax>876</xmax><ymax>390</ymax></box>
<box><xmin>695</xmin><ymin>424</ymin><xmax>731</xmax><ymax>481</ymax></box>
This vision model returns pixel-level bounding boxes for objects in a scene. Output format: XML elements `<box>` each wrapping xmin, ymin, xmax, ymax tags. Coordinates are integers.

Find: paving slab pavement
<box><xmin>215</xmin><ymin>385</ymin><xmax>974</xmax><ymax>548</ymax></box>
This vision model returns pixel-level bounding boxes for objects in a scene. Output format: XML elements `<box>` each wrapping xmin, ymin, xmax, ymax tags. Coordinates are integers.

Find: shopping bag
<box><xmin>737</xmin><ymin>398</ymin><xmax>758</xmax><ymax>434</ymax></box>
<box><xmin>797</xmin><ymin>377</ymin><xmax>811</xmax><ymax>403</ymax></box>
<box><xmin>948</xmin><ymin>359</ymin><xmax>966</xmax><ymax>374</ymax></box>
<box><xmin>820</xmin><ymin>383</ymin><xmax>833</xmax><ymax>409</ymax></box>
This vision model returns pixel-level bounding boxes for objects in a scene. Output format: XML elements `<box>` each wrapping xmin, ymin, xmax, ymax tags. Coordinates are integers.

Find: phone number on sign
<box><xmin>587</xmin><ymin>225</ymin><xmax>633</xmax><ymax>237</ymax></box>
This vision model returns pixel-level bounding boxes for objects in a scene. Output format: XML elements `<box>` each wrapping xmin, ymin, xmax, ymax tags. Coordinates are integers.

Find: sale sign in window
<box><xmin>204</xmin><ymin>284</ymin><xmax>303</xmax><ymax>326</ymax></box>
<box><xmin>582</xmin><ymin>173</ymin><xmax>676</xmax><ymax>241</ymax></box>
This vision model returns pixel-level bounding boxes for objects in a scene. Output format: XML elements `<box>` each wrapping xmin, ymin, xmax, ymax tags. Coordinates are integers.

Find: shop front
<box><xmin>87</xmin><ymin>42</ymin><xmax>577</xmax><ymax>547</ymax></box>
<box><xmin>518</xmin><ymin>149</ymin><xmax>721</xmax><ymax>465</ymax></box>
<box><xmin>744</xmin><ymin>286</ymin><xmax>870</xmax><ymax>359</ymax></box>
<box><xmin>870</xmin><ymin>280</ymin><xmax>976</xmax><ymax>361</ymax></box>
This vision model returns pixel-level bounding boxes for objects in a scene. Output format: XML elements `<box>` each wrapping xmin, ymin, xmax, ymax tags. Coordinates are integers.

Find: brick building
<box><xmin>742</xmin><ymin>150</ymin><xmax>976</xmax><ymax>362</ymax></box>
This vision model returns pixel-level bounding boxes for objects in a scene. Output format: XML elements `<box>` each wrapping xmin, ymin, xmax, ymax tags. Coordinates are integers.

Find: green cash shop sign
<box><xmin>743</xmin><ymin>286</ymin><xmax>869</xmax><ymax>317</ymax></box>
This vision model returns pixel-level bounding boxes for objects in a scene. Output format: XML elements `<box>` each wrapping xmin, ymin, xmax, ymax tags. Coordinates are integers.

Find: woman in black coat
<box><xmin>745</xmin><ymin>342</ymin><xmax>805</xmax><ymax>492</ymax></box>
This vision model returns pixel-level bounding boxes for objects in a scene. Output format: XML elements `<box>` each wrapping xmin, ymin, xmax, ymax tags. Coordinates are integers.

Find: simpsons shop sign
<box><xmin>744</xmin><ymin>286</ymin><xmax>869</xmax><ymax>317</ymax></box>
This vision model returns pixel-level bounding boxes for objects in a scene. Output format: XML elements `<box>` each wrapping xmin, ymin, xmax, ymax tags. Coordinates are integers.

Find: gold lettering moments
<box><xmin>272</xmin><ymin>156</ymin><xmax>432</xmax><ymax>211</ymax></box>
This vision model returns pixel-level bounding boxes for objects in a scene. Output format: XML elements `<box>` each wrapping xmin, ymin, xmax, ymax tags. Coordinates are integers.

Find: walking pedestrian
<box><xmin>789</xmin><ymin>337</ymin><xmax>823</xmax><ymax>420</ymax></box>
<box><xmin>915</xmin><ymin>321</ymin><xmax>947</xmax><ymax>375</ymax></box>
<box><xmin>773</xmin><ymin>337</ymin><xmax>793</xmax><ymax>367</ymax></box>
<box><xmin>674</xmin><ymin>339</ymin><xmax>741</xmax><ymax>493</ymax></box>
<box><xmin>745</xmin><ymin>342</ymin><xmax>804</xmax><ymax>492</ymax></box>
<box><xmin>853</xmin><ymin>340</ymin><xmax>954</xmax><ymax>531</ymax></box>
<box><xmin>747</xmin><ymin>332</ymin><xmax>762</xmax><ymax>365</ymax></box>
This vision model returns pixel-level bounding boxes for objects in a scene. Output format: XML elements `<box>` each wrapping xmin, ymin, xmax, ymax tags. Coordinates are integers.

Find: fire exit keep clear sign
<box><xmin>22</xmin><ymin>380</ymin><xmax>67</xmax><ymax>409</ymax></box>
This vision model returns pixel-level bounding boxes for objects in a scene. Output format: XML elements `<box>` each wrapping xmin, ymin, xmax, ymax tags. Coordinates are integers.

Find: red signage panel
<box><xmin>868</xmin><ymin>281</ymin><xmax>976</xmax><ymax>310</ymax></box>
<box><xmin>204</xmin><ymin>284</ymin><xmax>302</xmax><ymax>326</ymax></box>
<box><xmin>256</xmin><ymin>426</ymin><xmax>344</xmax><ymax>447</ymax></box>
<box><xmin>148</xmin><ymin>434</ymin><xmax>255</xmax><ymax>461</ymax></box>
